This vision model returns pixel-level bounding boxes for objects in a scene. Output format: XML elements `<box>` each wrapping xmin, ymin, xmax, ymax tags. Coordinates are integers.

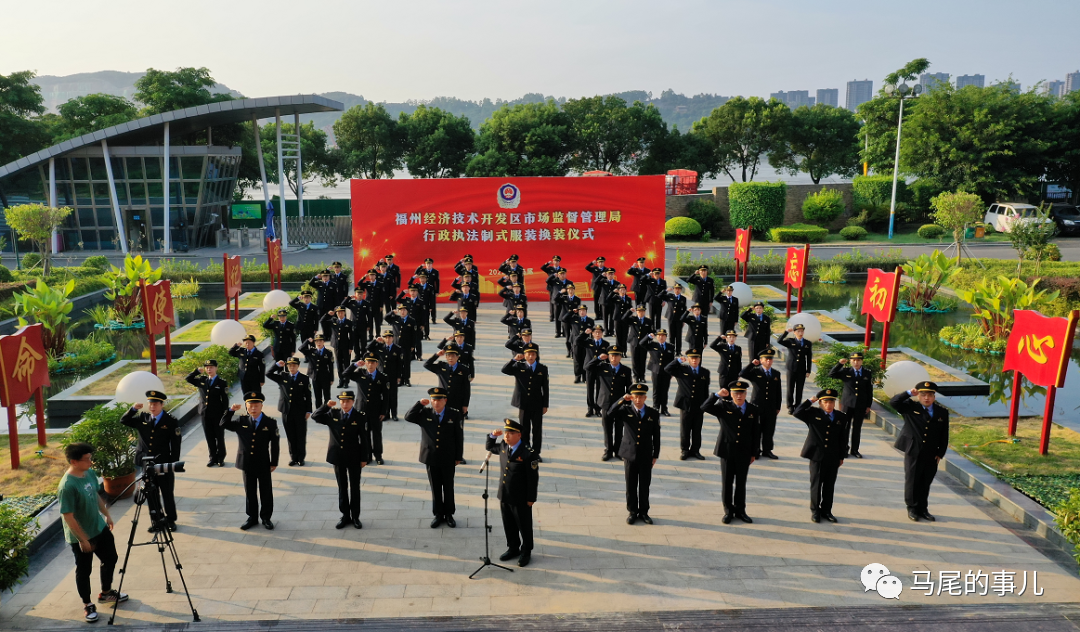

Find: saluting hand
<box><xmin>327</xmin><ymin>400</ymin><xmax>337</xmax><ymax>407</ymax></box>
<box><xmin>133</xmin><ymin>403</ymin><xmax>144</xmax><ymax>410</ymax></box>
<box><xmin>420</xmin><ymin>398</ymin><xmax>430</xmax><ymax>406</ymax></box>
<box><xmin>838</xmin><ymin>358</ymin><xmax>849</xmax><ymax>365</ymax></box>
<box><xmin>622</xmin><ymin>393</ymin><xmax>632</xmax><ymax>401</ymax></box>
<box><xmin>752</xmin><ymin>359</ymin><xmax>761</xmax><ymax>366</ymax></box>
<box><xmin>277</xmin><ymin>361</ymin><xmax>285</xmax><ymax>367</ymax></box>
<box><xmin>514</xmin><ymin>353</ymin><xmax>524</xmax><ymax>361</ymax></box>
<box><xmin>718</xmin><ymin>388</ymin><xmax>729</xmax><ymax>398</ymax></box>
<box><xmin>231</xmin><ymin>404</ymin><xmax>242</xmax><ymax>411</ymax></box>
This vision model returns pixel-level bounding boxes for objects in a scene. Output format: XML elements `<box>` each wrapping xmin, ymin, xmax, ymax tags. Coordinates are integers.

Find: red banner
<box><xmin>862</xmin><ymin>268</ymin><xmax>902</xmax><ymax>323</ymax></box>
<box><xmin>0</xmin><ymin>324</ymin><xmax>50</xmax><ymax>407</ymax></box>
<box><xmin>268</xmin><ymin>239</ymin><xmax>283</xmax><ymax>278</ymax></box>
<box><xmin>350</xmin><ymin>176</ymin><xmax>666</xmax><ymax>301</ymax></box>
<box><xmin>224</xmin><ymin>255</ymin><xmax>242</xmax><ymax>298</ymax></box>
<box><xmin>1003</xmin><ymin>310</ymin><xmax>1080</xmax><ymax>388</ymax></box>
<box><xmin>734</xmin><ymin>228</ymin><xmax>751</xmax><ymax>264</ymax></box>
<box><xmin>142</xmin><ymin>280</ymin><xmax>175</xmax><ymax>336</ymax></box>
<box><xmin>784</xmin><ymin>246</ymin><xmax>808</xmax><ymax>289</ymax></box>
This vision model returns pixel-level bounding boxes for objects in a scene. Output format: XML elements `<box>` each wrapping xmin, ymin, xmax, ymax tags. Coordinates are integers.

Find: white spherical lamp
<box><xmin>210</xmin><ymin>319</ymin><xmax>248</xmax><ymax>347</ymax></box>
<box><xmin>787</xmin><ymin>312</ymin><xmax>823</xmax><ymax>342</ymax></box>
<box><xmin>115</xmin><ymin>370</ymin><xmax>166</xmax><ymax>404</ymax></box>
<box><xmin>883</xmin><ymin>361</ymin><xmax>930</xmax><ymax>398</ymax></box>
<box><xmin>728</xmin><ymin>282</ymin><xmax>752</xmax><ymax>307</ymax></box>
<box><xmin>262</xmin><ymin>289</ymin><xmax>292</xmax><ymax>311</ymax></box>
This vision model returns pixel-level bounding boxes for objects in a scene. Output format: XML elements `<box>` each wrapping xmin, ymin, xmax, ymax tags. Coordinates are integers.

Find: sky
<box><xmin>4</xmin><ymin>0</ymin><xmax>1079</xmax><ymax>102</ymax></box>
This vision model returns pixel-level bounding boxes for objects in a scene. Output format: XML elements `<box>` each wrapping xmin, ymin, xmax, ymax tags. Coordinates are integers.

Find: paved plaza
<box><xmin>3</xmin><ymin>305</ymin><xmax>1079</xmax><ymax>628</ymax></box>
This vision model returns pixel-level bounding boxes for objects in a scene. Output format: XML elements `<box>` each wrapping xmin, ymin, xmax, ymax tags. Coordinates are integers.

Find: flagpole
<box><xmin>1039</xmin><ymin>386</ymin><xmax>1056</xmax><ymax>455</ymax></box>
<box><xmin>1007</xmin><ymin>370</ymin><xmax>1021</xmax><ymax>437</ymax></box>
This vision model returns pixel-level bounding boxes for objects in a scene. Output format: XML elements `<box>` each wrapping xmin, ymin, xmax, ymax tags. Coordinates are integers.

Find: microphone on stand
<box><xmin>479</xmin><ymin>434</ymin><xmax>503</xmax><ymax>474</ymax></box>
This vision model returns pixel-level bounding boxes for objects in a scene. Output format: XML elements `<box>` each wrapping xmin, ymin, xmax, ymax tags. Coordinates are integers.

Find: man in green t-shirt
<box><xmin>59</xmin><ymin>442</ymin><xmax>128</xmax><ymax>623</ymax></box>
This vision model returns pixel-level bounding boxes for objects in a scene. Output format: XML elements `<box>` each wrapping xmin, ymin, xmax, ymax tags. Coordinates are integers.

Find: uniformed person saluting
<box><xmin>709</xmin><ymin>329</ymin><xmax>743</xmax><ymax>391</ymax></box>
<box><xmin>185</xmin><ymin>360</ymin><xmax>230</xmax><ymax>467</ymax></box>
<box><xmin>740</xmin><ymin>302</ymin><xmax>773</xmax><ymax>362</ymax></box>
<box><xmin>487</xmin><ymin>419</ymin><xmax>540</xmax><ymax>568</ymax></box>
<box><xmin>739</xmin><ymin>348</ymin><xmax>783</xmax><ymax>460</ymax></box>
<box><xmin>890</xmin><ymin>381</ymin><xmax>949</xmax><ymax>522</ymax></box>
<box><xmin>221</xmin><ymin>392</ymin><xmax>280</xmax><ymax>530</ymax></box>
<box><xmin>793</xmin><ymin>389</ymin><xmax>850</xmax><ymax>523</ymax></box>
<box><xmin>607</xmin><ymin>383</ymin><xmax>661</xmax><ymax>525</ymax></box>
<box><xmin>266</xmin><ymin>356</ymin><xmax>313</xmax><ymax>467</ymax></box>
<box><xmin>623</xmin><ymin>304</ymin><xmax>654</xmax><ymax>382</ymax></box>
<box><xmin>320</xmin><ymin>306</ymin><xmax>354</xmax><ymax>387</ymax></box>
<box><xmin>262</xmin><ymin>308</ymin><xmax>297</xmax><ymax>361</ymax></box>
<box><xmin>664</xmin><ymin>349</ymin><xmax>711</xmax><ymax>461</ymax></box>
<box><xmin>564</xmin><ymin>305</ymin><xmax>594</xmax><ymax>381</ymax></box>
<box><xmin>501</xmin><ymin>343</ymin><xmax>550</xmax><ymax>459</ymax></box>
<box><xmin>701</xmin><ymin>380</ymin><xmax>760</xmax><ymax>524</ymax></box>
<box><xmin>229</xmin><ymin>335</ymin><xmax>265</xmax><ymax>394</ymax></box>
<box><xmin>682</xmin><ymin>303</ymin><xmax>709</xmax><ymax>352</ymax></box>
<box><xmin>777</xmin><ymin>323</ymin><xmax>813</xmax><ymax>415</ymax></box>
<box><xmin>827</xmin><ymin>352</ymin><xmax>873</xmax><ymax>458</ymax></box>
<box><xmin>686</xmin><ymin>265</ymin><xmax>715</xmax><ymax>309</ymax></box>
<box><xmin>639</xmin><ymin>329</ymin><xmax>676</xmax><ymax>416</ymax></box>
<box><xmin>579</xmin><ymin>325</ymin><xmax>611</xmax><ymax>412</ymax></box>
<box><xmin>715</xmin><ymin>284</ymin><xmax>740</xmax><ymax>336</ymax></box>
<box><xmin>311</xmin><ymin>390</ymin><xmax>371</xmax><ymax>529</ymax></box>
<box><xmin>405</xmin><ymin>388</ymin><xmax>464</xmax><ymax>528</ymax></box>
<box><xmin>299</xmin><ymin>333</ymin><xmax>335</xmax><ymax>408</ymax></box>
<box><xmin>340</xmin><ymin>352</ymin><xmax>390</xmax><ymax>465</ymax></box>
<box><xmin>290</xmin><ymin>290</ymin><xmax>321</xmax><ymax>342</ymax></box>
<box><xmin>121</xmin><ymin>391</ymin><xmax>182</xmax><ymax>532</ymax></box>
<box><xmin>585</xmin><ymin>345</ymin><xmax>634</xmax><ymax>461</ymax></box>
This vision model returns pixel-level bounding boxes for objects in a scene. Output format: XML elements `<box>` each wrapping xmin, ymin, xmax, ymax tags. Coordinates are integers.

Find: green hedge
<box><xmin>917</xmin><ymin>224</ymin><xmax>945</xmax><ymax>239</ymax></box>
<box><xmin>768</xmin><ymin>223</ymin><xmax>829</xmax><ymax>243</ymax></box>
<box><xmin>684</xmin><ymin>199</ymin><xmax>728</xmax><ymax>239</ymax></box>
<box><xmin>802</xmin><ymin>188</ymin><xmax>845</xmax><ymax>225</ymax></box>
<box><xmin>160</xmin><ymin>258</ymin><xmax>350</xmax><ymax>283</ymax></box>
<box><xmin>853</xmin><ymin>175</ymin><xmax>905</xmax><ymax>209</ymax></box>
<box><xmin>729</xmin><ymin>181</ymin><xmax>786</xmax><ymax>236</ymax></box>
<box><xmin>671</xmin><ymin>247</ymin><xmax>906</xmax><ymax>277</ymax></box>
<box><xmin>665</xmin><ymin>217</ymin><xmax>702</xmax><ymax>241</ymax></box>
<box><xmin>839</xmin><ymin>226</ymin><xmax>867</xmax><ymax>240</ymax></box>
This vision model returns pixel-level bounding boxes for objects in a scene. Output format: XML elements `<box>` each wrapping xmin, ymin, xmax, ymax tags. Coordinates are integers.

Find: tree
<box><xmin>562</xmin><ymin>96</ymin><xmax>666</xmax><ymax>174</ymax></box>
<box><xmin>0</xmin><ymin>71</ymin><xmax>50</xmax><ymax>166</ymax></box>
<box><xmin>133</xmin><ymin>67</ymin><xmax>230</xmax><ymax>115</ymax></box>
<box><xmin>856</xmin><ymin>58</ymin><xmax>931</xmax><ymax>174</ymax></box>
<box><xmin>2</xmin><ymin>204</ymin><xmax>73</xmax><ymax>275</ymax></box>
<box><xmin>466</xmin><ymin>100</ymin><xmax>572</xmax><ymax>177</ymax></box>
<box><xmin>1004</xmin><ymin>202</ymin><xmax>1058</xmax><ymax>274</ymax></box>
<box><xmin>333</xmin><ymin>103</ymin><xmax>406</xmax><ymax>179</ymax></box>
<box><xmin>54</xmin><ymin>93</ymin><xmax>138</xmax><ymax>142</ymax></box>
<box><xmin>929</xmin><ymin>191</ymin><xmax>984</xmax><ymax>258</ymax></box>
<box><xmin>768</xmin><ymin>104</ymin><xmax>860</xmax><ymax>184</ymax></box>
<box><xmin>691</xmin><ymin>96</ymin><xmax>790</xmax><ymax>182</ymax></box>
<box><xmin>1045</xmin><ymin>89</ymin><xmax>1080</xmax><ymax>186</ymax></box>
<box><xmin>257</xmin><ymin>120</ymin><xmax>341</xmax><ymax>195</ymax></box>
<box><xmin>635</xmin><ymin>127</ymin><xmax>720</xmax><ymax>178</ymax></box>
<box><xmin>399</xmin><ymin>105</ymin><xmax>476</xmax><ymax>178</ymax></box>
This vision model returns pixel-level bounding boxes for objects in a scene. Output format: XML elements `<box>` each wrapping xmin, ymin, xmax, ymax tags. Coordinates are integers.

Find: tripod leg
<box><xmin>163</xmin><ymin>535</ymin><xmax>200</xmax><ymax>621</ymax></box>
<box><xmin>108</xmin><ymin>500</ymin><xmax>142</xmax><ymax>625</ymax></box>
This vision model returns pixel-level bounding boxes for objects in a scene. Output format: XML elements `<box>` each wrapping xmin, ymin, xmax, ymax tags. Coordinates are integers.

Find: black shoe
<box><xmin>764</xmin><ymin>451</ymin><xmax>779</xmax><ymax>460</ymax></box>
<box><xmin>167</xmin><ymin>520</ymin><xmax>177</xmax><ymax>532</ymax></box>
<box><xmin>446</xmin><ymin>516</ymin><xmax>456</xmax><ymax>528</ymax></box>
<box><xmin>460</xmin><ymin>459</ymin><xmax>467</xmax><ymax>465</ymax></box>
<box><xmin>430</xmin><ymin>516</ymin><xmax>443</xmax><ymax>529</ymax></box>
<box><xmin>601</xmin><ymin>452</ymin><xmax>612</xmax><ymax>461</ymax></box>
<box><xmin>811</xmin><ymin>511</ymin><xmax>820</xmax><ymax>523</ymax></box>
<box><xmin>297</xmin><ymin>461</ymin><xmax>305</xmax><ymax>467</ymax></box>
<box><xmin>574</xmin><ymin>376</ymin><xmax>581</xmax><ymax>383</ymax></box>
<box><xmin>640</xmin><ymin>514</ymin><xmax>653</xmax><ymax>525</ymax></box>
<box><xmin>376</xmin><ymin>457</ymin><xmax>385</xmax><ymax>465</ymax></box>
<box><xmin>824</xmin><ymin>512</ymin><xmax>838</xmax><ymax>523</ymax></box>
<box><xmin>661</xmin><ymin>407</ymin><xmax>671</xmax><ymax>416</ymax></box>
<box><xmin>736</xmin><ymin>512</ymin><xmax>753</xmax><ymax>524</ymax></box>
<box><xmin>693</xmin><ymin>452</ymin><xmax>706</xmax><ymax>460</ymax></box>
<box><xmin>336</xmin><ymin>517</ymin><xmax>350</xmax><ymax>529</ymax></box>
<box><xmin>206</xmin><ymin>459</ymin><xmax>215</xmax><ymax>467</ymax></box>
<box><xmin>679</xmin><ymin>453</ymin><xmax>688</xmax><ymax>461</ymax></box>
<box><xmin>499</xmin><ymin>548</ymin><xmax>521</xmax><ymax>562</ymax></box>
<box><xmin>908</xmin><ymin>510</ymin><xmax>920</xmax><ymax>521</ymax></box>
<box><xmin>852</xmin><ymin>451</ymin><xmax>863</xmax><ymax>458</ymax></box>
<box><xmin>626</xmin><ymin>513</ymin><xmax>637</xmax><ymax>525</ymax></box>
<box><xmin>566</xmin><ymin>353</ymin><xmax>572</xmax><ymax>358</ymax></box>
<box><xmin>920</xmin><ymin>511</ymin><xmax>936</xmax><ymax>522</ymax></box>
<box><xmin>240</xmin><ymin>517</ymin><xmax>258</xmax><ymax>530</ymax></box>
<box><xmin>536</xmin><ymin>456</ymin><xmax>543</xmax><ymax>463</ymax></box>
<box><xmin>517</xmin><ymin>551</ymin><xmax>531</xmax><ymax>567</ymax></box>
<box><xmin>721</xmin><ymin>513</ymin><xmax>733</xmax><ymax>524</ymax></box>
<box><xmin>787</xmin><ymin>408</ymin><xmax>795</xmax><ymax>415</ymax></box>
<box><xmin>147</xmin><ymin>523</ymin><xmax>160</xmax><ymax>533</ymax></box>
<box><xmin>262</xmin><ymin>519</ymin><xmax>274</xmax><ymax>530</ymax></box>
<box><xmin>392</xmin><ymin>416</ymin><xmax>399</xmax><ymax>421</ymax></box>
<box><xmin>585</xmin><ymin>411</ymin><xmax>594</xmax><ymax>418</ymax></box>
<box><xmin>404</xmin><ymin>381</ymin><xmax>412</xmax><ymax>387</ymax></box>
<box><xmin>288</xmin><ymin>461</ymin><xmax>298</xmax><ymax>467</ymax></box>
<box><xmin>353</xmin><ymin>519</ymin><xmax>363</xmax><ymax>529</ymax></box>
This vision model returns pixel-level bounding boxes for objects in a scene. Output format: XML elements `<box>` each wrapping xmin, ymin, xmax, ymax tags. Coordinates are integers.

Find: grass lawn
<box><xmin>771</xmin><ymin>312</ymin><xmax>851</xmax><ymax>334</ymax></box>
<box><xmin>174</xmin><ymin>320</ymin><xmax>264</xmax><ymax>343</ymax></box>
<box><xmin>73</xmin><ymin>362</ymin><xmax>196</xmax><ymax>397</ymax></box>
<box><xmin>237</xmin><ymin>292</ymin><xmax>268</xmax><ymax>309</ymax></box>
<box><xmin>885</xmin><ymin>351</ymin><xmax>961</xmax><ymax>382</ymax></box>
<box><xmin>751</xmin><ymin>285</ymin><xmax>786</xmax><ymax>299</ymax></box>
<box><xmin>0</xmin><ymin>435</ymin><xmax>70</xmax><ymax>496</ymax></box>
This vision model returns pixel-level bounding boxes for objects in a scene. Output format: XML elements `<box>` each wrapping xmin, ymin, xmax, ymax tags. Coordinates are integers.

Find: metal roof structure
<box><xmin>0</xmin><ymin>94</ymin><xmax>343</xmax><ymax>180</ymax></box>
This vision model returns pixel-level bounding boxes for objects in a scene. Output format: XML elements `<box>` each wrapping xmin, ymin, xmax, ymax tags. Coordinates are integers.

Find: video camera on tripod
<box><xmin>141</xmin><ymin>456</ymin><xmax>186</xmax><ymax>476</ymax></box>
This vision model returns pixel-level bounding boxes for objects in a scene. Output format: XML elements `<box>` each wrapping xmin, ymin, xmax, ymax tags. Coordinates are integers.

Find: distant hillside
<box><xmin>31</xmin><ymin>70</ymin><xmax>240</xmax><ymax>113</ymax></box>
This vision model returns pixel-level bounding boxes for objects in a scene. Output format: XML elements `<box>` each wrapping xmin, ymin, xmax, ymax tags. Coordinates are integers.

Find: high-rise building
<box><xmin>846</xmin><ymin>79</ymin><xmax>873</xmax><ymax>111</ymax></box>
<box><xmin>769</xmin><ymin>90</ymin><xmax>812</xmax><ymax>109</ymax></box>
<box><xmin>816</xmin><ymin>88</ymin><xmax>839</xmax><ymax>107</ymax></box>
<box><xmin>919</xmin><ymin>72</ymin><xmax>950</xmax><ymax>92</ymax></box>
<box><xmin>1067</xmin><ymin>71</ymin><xmax>1080</xmax><ymax>94</ymax></box>
<box><xmin>1045</xmin><ymin>80</ymin><xmax>1066</xmax><ymax>97</ymax></box>
<box><xmin>955</xmin><ymin>74</ymin><xmax>985</xmax><ymax>89</ymax></box>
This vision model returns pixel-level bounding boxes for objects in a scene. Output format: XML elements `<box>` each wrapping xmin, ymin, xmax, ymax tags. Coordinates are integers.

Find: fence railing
<box><xmin>271</xmin><ymin>216</ymin><xmax>352</xmax><ymax>246</ymax></box>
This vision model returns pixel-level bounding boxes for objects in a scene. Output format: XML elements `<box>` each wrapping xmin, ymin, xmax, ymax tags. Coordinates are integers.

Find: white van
<box><xmin>983</xmin><ymin>203</ymin><xmax>1052</xmax><ymax>233</ymax></box>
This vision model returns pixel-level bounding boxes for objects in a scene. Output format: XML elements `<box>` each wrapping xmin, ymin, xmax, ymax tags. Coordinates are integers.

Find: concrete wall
<box><xmin>665</xmin><ymin>182</ymin><xmax>854</xmax><ymax>232</ymax></box>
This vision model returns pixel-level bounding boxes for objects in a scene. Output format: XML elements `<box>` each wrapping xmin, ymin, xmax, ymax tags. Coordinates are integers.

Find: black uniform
<box><xmin>290</xmin><ymin>298</ymin><xmax>322</xmax><ymax>341</ymax></box>
<box><xmin>120</xmin><ymin>407</ymin><xmax>182</xmax><ymax>523</ymax></box>
<box><xmin>185</xmin><ymin>370</ymin><xmax>230</xmax><ymax>465</ymax></box>
<box><xmin>423</xmin><ymin>354</ymin><xmax>472</xmax><ymax>420</ymax></box>
<box><xmin>664</xmin><ymin>359</ymin><xmax>711</xmax><ymax>457</ymax></box>
<box><xmin>626</xmin><ymin>265</ymin><xmax>650</xmax><ymax>306</ymax></box>
<box><xmin>828</xmin><ymin>362</ymin><xmax>874</xmax><ymax>455</ymax></box>
<box><xmin>365</xmin><ymin>339</ymin><xmax>405</xmax><ymax>421</ymax></box>
<box><xmin>663</xmin><ymin>291</ymin><xmax>688</xmax><ymax>355</ymax></box>
<box><xmin>341</xmin><ymin>294</ymin><xmax>373</xmax><ymax>353</ymax></box>
<box><xmin>320</xmin><ymin>313</ymin><xmax>354</xmax><ymax>385</ymax></box>
<box><xmin>686</xmin><ymin>274</ymin><xmax>715</xmax><ymax>310</ymax></box>
<box><xmin>220</xmin><ymin>410</ymin><xmax>280</xmax><ymax>522</ymax></box>
<box><xmin>545</xmin><ymin>274</ymin><xmax>571</xmax><ymax>333</ymax></box>
<box><xmin>739</xmin><ymin>362</ymin><xmax>783</xmax><ymax>455</ymax></box>
<box><xmin>340</xmin><ymin>363</ymin><xmax>390</xmax><ymax>460</ymax></box>
<box><xmin>311</xmin><ymin>404</ymin><xmax>373</xmax><ymax>522</ymax></box>
<box><xmin>562</xmin><ymin>311</ymin><xmax>593</xmax><ymax>371</ymax></box>
<box><xmin>443</xmin><ymin>312</ymin><xmax>477</xmax><ymax>348</ymax></box>
<box><xmin>709</xmin><ymin>336</ymin><xmax>743</xmax><ymax>388</ymax></box>
<box><xmin>585</xmin><ymin>261</ymin><xmax>611</xmax><ymax>316</ymax></box>
<box><xmin>579</xmin><ymin>334</ymin><xmax>611</xmax><ymax>411</ymax></box>
<box><xmin>385</xmin><ymin>311</ymin><xmax>422</xmax><ymax>381</ymax></box>
<box><xmin>229</xmin><ymin>344</ymin><xmax>265</xmax><ymax>393</ymax></box>
<box><xmin>415</xmin><ymin>266</ymin><xmax>441</xmax><ymax>298</ymax></box>
<box><xmin>700</xmin><ymin>394</ymin><xmax>761</xmax><ymax>516</ymax></box>
<box><xmin>740</xmin><ymin>309</ymin><xmax>773</xmax><ymax>361</ymax></box>
<box><xmin>623</xmin><ymin>312</ymin><xmax>654</xmax><ymax>382</ymax></box>
<box><xmin>298</xmin><ymin>340</ymin><xmax>335</xmax><ymax>407</ymax></box>
<box><xmin>505</xmin><ymin>336</ymin><xmax>540</xmax><ymax>359</ymax></box>
<box><xmin>777</xmin><ymin>331</ymin><xmax>813</xmax><ymax>412</ymax></box>
<box><xmin>793</xmin><ymin>399</ymin><xmax>850</xmax><ymax>516</ymax></box>
<box><xmin>584</xmin><ymin>356</ymin><xmax>634</xmax><ymax>456</ymax></box>
<box><xmin>436</xmin><ymin>338</ymin><xmax>476</xmax><ymax>377</ymax></box>
<box><xmin>448</xmin><ymin>289</ymin><xmax>480</xmax><ymax>322</ymax></box>
<box><xmin>266</xmin><ymin>364</ymin><xmax>313</xmax><ymax>464</ymax></box>
<box><xmin>332</xmin><ymin>270</ymin><xmax>354</xmax><ymax>308</ymax></box>
<box><xmin>606</xmin><ymin>293</ymin><xmax>633</xmax><ymax>347</ymax></box>
<box><xmin>501</xmin><ymin>359</ymin><xmax>550</xmax><ymax>455</ymax></box>
<box><xmin>486</xmin><ymin>435</ymin><xmax>540</xmax><ymax>555</ymax></box>
<box><xmin>640</xmin><ymin>337</ymin><xmax>676</xmax><ymax>411</ymax></box>
<box><xmin>645</xmin><ymin>276</ymin><xmax>668</xmax><ymax>323</ymax></box>
<box><xmin>715</xmin><ymin>294</ymin><xmax>740</xmax><ymax>336</ymax></box>
<box><xmin>681</xmin><ymin>312</ymin><xmax>709</xmax><ymax>354</ymax></box>
<box><xmin>405</xmin><ymin>402</ymin><xmax>464</xmax><ymax>519</ymax></box>
<box><xmin>556</xmin><ymin>293</ymin><xmax>583</xmax><ymax>353</ymax></box>
<box><xmin>262</xmin><ymin>318</ymin><xmax>297</xmax><ymax>361</ymax></box>
<box><xmin>498</xmin><ymin>289</ymin><xmax>529</xmax><ymax>320</ymax></box>
<box><xmin>309</xmin><ymin>275</ymin><xmax>337</xmax><ymax>313</ymax></box>
<box><xmin>411</xmin><ymin>281</ymin><xmax>438</xmax><ymax>336</ymax></box>
<box><xmin>890</xmin><ymin>391</ymin><xmax>950</xmax><ymax>516</ymax></box>
<box><xmin>357</xmin><ymin>276</ymin><xmax>385</xmax><ymax>333</ymax></box>
<box><xmin>609</xmin><ymin>399</ymin><xmax>661</xmax><ymax>517</ymax></box>
<box><xmin>501</xmin><ymin>313</ymin><xmax>532</xmax><ymax>339</ymax></box>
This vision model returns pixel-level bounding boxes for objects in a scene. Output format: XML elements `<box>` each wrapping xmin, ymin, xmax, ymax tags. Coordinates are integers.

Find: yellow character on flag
<box><xmin>12</xmin><ymin>337</ymin><xmax>43</xmax><ymax>390</ymax></box>
<box><xmin>1018</xmin><ymin>334</ymin><xmax>1055</xmax><ymax>364</ymax></box>
<box><xmin>151</xmin><ymin>287</ymin><xmax>173</xmax><ymax>326</ymax></box>
<box><xmin>867</xmin><ymin>276</ymin><xmax>889</xmax><ymax>312</ymax></box>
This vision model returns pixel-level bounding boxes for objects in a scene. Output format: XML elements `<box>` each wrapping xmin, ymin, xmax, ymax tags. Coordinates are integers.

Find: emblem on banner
<box><xmin>497</xmin><ymin>183</ymin><xmax>521</xmax><ymax>209</ymax></box>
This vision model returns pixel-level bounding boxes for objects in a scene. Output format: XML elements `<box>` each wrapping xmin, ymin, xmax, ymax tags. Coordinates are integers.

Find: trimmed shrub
<box><xmin>839</xmin><ymin>226</ymin><xmax>867</xmax><ymax>241</ymax></box>
<box><xmin>0</xmin><ymin>265</ymin><xmax>13</xmax><ymax>283</ymax></box>
<box><xmin>83</xmin><ymin>255</ymin><xmax>110</xmax><ymax>271</ymax></box>
<box><xmin>729</xmin><ymin>181</ymin><xmax>786</xmax><ymax>236</ymax></box>
<box><xmin>684</xmin><ymin>199</ymin><xmax>728</xmax><ymax>239</ymax></box>
<box><xmin>1024</xmin><ymin>242</ymin><xmax>1062</xmax><ymax>262</ymax></box>
<box><xmin>665</xmin><ymin>217</ymin><xmax>703</xmax><ymax>241</ymax></box>
<box><xmin>768</xmin><ymin>223</ymin><xmax>829</xmax><ymax>243</ymax></box>
<box><xmin>802</xmin><ymin>188</ymin><xmax>845</xmax><ymax>225</ymax></box>
<box><xmin>917</xmin><ymin>224</ymin><xmax>946</xmax><ymax>239</ymax></box>
<box><xmin>20</xmin><ymin>252</ymin><xmax>41</xmax><ymax>269</ymax></box>
<box><xmin>853</xmin><ymin>175</ymin><xmax>905</xmax><ymax>210</ymax></box>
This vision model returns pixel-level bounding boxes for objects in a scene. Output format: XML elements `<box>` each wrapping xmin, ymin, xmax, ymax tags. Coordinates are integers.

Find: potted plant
<box><xmin>61</xmin><ymin>403</ymin><xmax>138</xmax><ymax>499</ymax></box>
<box><xmin>0</xmin><ymin>504</ymin><xmax>36</xmax><ymax>598</ymax></box>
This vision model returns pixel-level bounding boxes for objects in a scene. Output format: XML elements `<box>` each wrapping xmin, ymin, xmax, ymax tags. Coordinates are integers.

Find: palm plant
<box><xmin>104</xmin><ymin>254</ymin><xmax>163</xmax><ymax>318</ymax></box>
<box><xmin>959</xmin><ymin>276</ymin><xmax>1060</xmax><ymax>341</ymax></box>
<box><xmin>902</xmin><ymin>250</ymin><xmax>960</xmax><ymax>310</ymax></box>
<box><xmin>12</xmin><ymin>279</ymin><xmax>75</xmax><ymax>357</ymax></box>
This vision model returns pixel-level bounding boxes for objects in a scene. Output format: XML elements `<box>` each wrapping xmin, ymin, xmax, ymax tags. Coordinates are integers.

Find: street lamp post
<box><xmin>883</xmin><ymin>82</ymin><xmax>921</xmax><ymax>239</ymax></box>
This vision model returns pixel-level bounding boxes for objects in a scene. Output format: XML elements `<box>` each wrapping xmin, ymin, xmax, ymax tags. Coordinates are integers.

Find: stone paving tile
<box><xmin>5</xmin><ymin>305</ymin><xmax>1080</xmax><ymax>629</ymax></box>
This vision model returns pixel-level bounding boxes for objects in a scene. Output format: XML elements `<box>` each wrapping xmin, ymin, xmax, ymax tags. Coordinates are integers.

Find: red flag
<box><xmin>0</xmin><ymin>324</ymin><xmax>51</xmax><ymax>407</ymax></box>
<box><xmin>1003</xmin><ymin>310</ymin><xmax>1080</xmax><ymax>388</ymax></box>
<box><xmin>862</xmin><ymin>268</ymin><xmax>901</xmax><ymax>323</ymax></box>
<box><xmin>734</xmin><ymin>228</ymin><xmax>751</xmax><ymax>264</ymax></box>
<box><xmin>224</xmin><ymin>255</ymin><xmax>242</xmax><ymax>298</ymax></box>
<box><xmin>142</xmin><ymin>280</ymin><xmax>175</xmax><ymax>335</ymax></box>
<box><xmin>268</xmin><ymin>239</ymin><xmax>283</xmax><ymax>278</ymax></box>
<box><xmin>784</xmin><ymin>246</ymin><xmax>808</xmax><ymax>289</ymax></box>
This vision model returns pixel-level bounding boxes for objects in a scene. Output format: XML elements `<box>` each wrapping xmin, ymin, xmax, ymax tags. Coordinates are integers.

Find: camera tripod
<box><xmin>469</xmin><ymin>450</ymin><xmax>514</xmax><ymax>579</ymax></box>
<box><xmin>107</xmin><ymin>473</ymin><xmax>199</xmax><ymax>625</ymax></box>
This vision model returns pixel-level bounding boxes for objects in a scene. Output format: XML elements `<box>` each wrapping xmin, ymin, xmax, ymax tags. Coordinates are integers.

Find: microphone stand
<box><xmin>469</xmin><ymin>441</ymin><xmax>514</xmax><ymax>579</ymax></box>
